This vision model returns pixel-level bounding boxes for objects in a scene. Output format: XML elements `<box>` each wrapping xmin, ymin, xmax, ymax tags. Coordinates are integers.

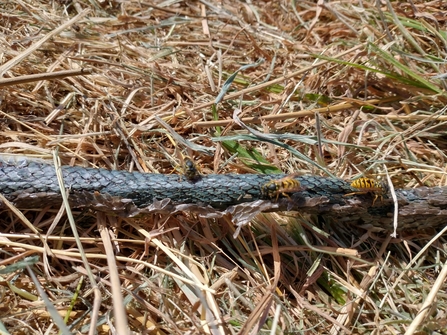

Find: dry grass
<box><xmin>1</xmin><ymin>0</ymin><xmax>447</xmax><ymax>334</ymax></box>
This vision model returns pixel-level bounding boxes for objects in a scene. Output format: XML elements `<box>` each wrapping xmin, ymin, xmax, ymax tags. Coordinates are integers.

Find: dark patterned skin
<box><xmin>2</xmin><ymin>156</ymin><xmax>447</xmax><ymax>231</ymax></box>
<box><xmin>0</xmin><ymin>156</ymin><xmax>351</xmax><ymax>208</ymax></box>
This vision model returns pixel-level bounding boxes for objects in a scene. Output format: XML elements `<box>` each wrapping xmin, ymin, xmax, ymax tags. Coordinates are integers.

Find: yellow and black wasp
<box><xmin>261</xmin><ymin>173</ymin><xmax>303</xmax><ymax>201</ymax></box>
<box><xmin>183</xmin><ymin>156</ymin><xmax>202</xmax><ymax>181</ymax></box>
<box><xmin>345</xmin><ymin>177</ymin><xmax>389</xmax><ymax>205</ymax></box>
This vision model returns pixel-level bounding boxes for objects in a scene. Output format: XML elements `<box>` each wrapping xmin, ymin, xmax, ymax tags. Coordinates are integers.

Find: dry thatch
<box><xmin>1</xmin><ymin>1</ymin><xmax>447</xmax><ymax>334</ymax></box>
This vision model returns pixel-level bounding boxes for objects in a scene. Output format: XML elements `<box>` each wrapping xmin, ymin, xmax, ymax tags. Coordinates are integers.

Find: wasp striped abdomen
<box><xmin>261</xmin><ymin>174</ymin><xmax>303</xmax><ymax>201</ymax></box>
<box><xmin>347</xmin><ymin>177</ymin><xmax>389</xmax><ymax>205</ymax></box>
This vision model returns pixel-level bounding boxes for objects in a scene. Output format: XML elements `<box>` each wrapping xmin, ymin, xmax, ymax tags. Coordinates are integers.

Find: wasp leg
<box><xmin>371</xmin><ymin>194</ymin><xmax>385</xmax><ymax>206</ymax></box>
<box><xmin>345</xmin><ymin>191</ymin><xmax>383</xmax><ymax>206</ymax></box>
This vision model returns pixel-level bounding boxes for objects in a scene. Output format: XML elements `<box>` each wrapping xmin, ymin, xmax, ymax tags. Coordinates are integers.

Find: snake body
<box><xmin>0</xmin><ymin>156</ymin><xmax>352</xmax><ymax>209</ymax></box>
<box><xmin>2</xmin><ymin>156</ymin><xmax>447</xmax><ymax>232</ymax></box>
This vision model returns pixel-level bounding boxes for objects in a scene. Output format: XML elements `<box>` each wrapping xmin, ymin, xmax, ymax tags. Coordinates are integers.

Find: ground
<box><xmin>0</xmin><ymin>1</ymin><xmax>447</xmax><ymax>334</ymax></box>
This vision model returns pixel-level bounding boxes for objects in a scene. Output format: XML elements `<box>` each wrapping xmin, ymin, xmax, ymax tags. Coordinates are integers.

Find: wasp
<box><xmin>346</xmin><ymin>177</ymin><xmax>388</xmax><ymax>205</ymax></box>
<box><xmin>261</xmin><ymin>173</ymin><xmax>303</xmax><ymax>201</ymax></box>
<box><xmin>183</xmin><ymin>156</ymin><xmax>202</xmax><ymax>181</ymax></box>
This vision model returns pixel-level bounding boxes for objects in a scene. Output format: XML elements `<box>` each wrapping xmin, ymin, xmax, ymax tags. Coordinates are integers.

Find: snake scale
<box><xmin>1</xmin><ymin>156</ymin><xmax>447</xmax><ymax>232</ymax></box>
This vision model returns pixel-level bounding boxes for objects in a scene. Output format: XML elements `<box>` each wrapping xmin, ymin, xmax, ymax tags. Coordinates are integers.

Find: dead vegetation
<box><xmin>1</xmin><ymin>0</ymin><xmax>447</xmax><ymax>334</ymax></box>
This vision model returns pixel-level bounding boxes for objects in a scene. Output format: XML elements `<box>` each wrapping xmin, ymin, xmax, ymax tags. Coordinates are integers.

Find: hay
<box><xmin>1</xmin><ymin>1</ymin><xmax>446</xmax><ymax>334</ymax></box>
